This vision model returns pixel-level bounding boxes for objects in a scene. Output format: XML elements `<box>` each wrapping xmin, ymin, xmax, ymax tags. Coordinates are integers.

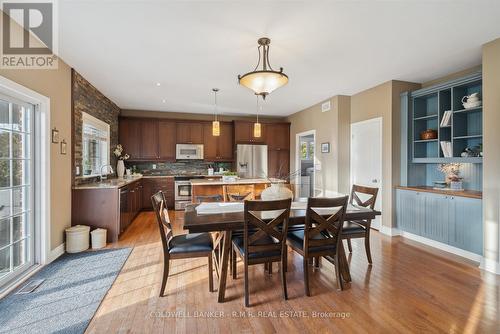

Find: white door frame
<box><xmin>350</xmin><ymin>117</ymin><xmax>383</xmax><ymax>229</ymax></box>
<box><xmin>0</xmin><ymin>76</ymin><xmax>51</xmax><ymax>268</ymax></box>
<box><xmin>295</xmin><ymin>129</ymin><xmax>316</xmax><ymax>198</ymax></box>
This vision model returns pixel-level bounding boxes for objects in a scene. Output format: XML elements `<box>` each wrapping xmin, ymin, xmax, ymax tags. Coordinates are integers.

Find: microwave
<box><xmin>176</xmin><ymin>144</ymin><xmax>204</xmax><ymax>160</ymax></box>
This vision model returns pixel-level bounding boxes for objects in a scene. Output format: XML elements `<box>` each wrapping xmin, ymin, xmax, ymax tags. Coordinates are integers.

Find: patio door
<box><xmin>0</xmin><ymin>93</ymin><xmax>35</xmax><ymax>290</ymax></box>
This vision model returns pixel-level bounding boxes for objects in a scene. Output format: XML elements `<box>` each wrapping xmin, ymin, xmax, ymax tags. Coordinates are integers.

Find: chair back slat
<box><xmin>350</xmin><ymin>185</ymin><xmax>379</xmax><ymax>209</ymax></box>
<box><xmin>151</xmin><ymin>191</ymin><xmax>173</xmax><ymax>251</ymax></box>
<box><xmin>243</xmin><ymin>199</ymin><xmax>292</xmax><ymax>260</ymax></box>
<box><xmin>304</xmin><ymin>196</ymin><xmax>348</xmax><ymax>254</ymax></box>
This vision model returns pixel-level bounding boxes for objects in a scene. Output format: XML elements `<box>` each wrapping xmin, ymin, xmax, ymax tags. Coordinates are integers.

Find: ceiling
<box><xmin>58</xmin><ymin>1</ymin><xmax>500</xmax><ymax>117</ymax></box>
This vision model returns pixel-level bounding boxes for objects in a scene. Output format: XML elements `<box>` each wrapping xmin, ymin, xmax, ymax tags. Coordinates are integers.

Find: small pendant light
<box><xmin>212</xmin><ymin>88</ymin><xmax>220</xmax><ymax>136</ymax></box>
<box><xmin>254</xmin><ymin>95</ymin><xmax>262</xmax><ymax>138</ymax></box>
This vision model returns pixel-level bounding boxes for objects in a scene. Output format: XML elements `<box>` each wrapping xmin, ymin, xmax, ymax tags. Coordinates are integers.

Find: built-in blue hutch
<box><xmin>397</xmin><ymin>71</ymin><xmax>483</xmax><ymax>257</ymax></box>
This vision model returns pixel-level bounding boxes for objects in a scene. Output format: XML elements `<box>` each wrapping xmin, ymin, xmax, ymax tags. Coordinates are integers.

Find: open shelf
<box><xmin>414</xmin><ymin>114</ymin><xmax>438</xmax><ymax>121</ymax></box>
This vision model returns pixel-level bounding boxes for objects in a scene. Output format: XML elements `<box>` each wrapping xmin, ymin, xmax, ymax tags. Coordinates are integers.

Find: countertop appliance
<box><xmin>236</xmin><ymin>144</ymin><xmax>268</xmax><ymax>178</ymax></box>
<box><xmin>176</xmin><ymin>144</ymin><xmax>204</xmax><ymax>160</ymax></box>
<box><xmin>174</xmin><ymin>175</ymin><xmax>205</xmax><ymax>210</ymax></box>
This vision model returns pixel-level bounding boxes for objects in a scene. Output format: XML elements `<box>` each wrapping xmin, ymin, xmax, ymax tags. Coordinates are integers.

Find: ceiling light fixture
<box><xmin>212</xmin><ymin>88</ymin><xmax>220</xmax><ymax>136</ymax></box>
<box><xmin>254</xmin><ymin>95</ymin><xmax>262</xmax><ymax>138</ymax></box>
<box><xmin>238</xmin><ymin>37</ymin><xmax>288</xmax><ymax>99</ymax></box>
<box><xmin>156</xmin><ymin>82</ymin><xmax>161</xmax><ymax>86</ymax></box>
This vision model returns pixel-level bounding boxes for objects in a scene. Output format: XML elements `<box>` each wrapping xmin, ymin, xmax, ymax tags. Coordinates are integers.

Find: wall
<box><xmin>121</xmin><ymin>109</ymin><xmax>286</xmax><ymax>123</ymax></box>
<box><xmin>0</xmin><ymin>64</ymin><xmax>72</xmax><ymax>250</ymax></box>
<box><xmin>350</xmin><ymin>80</ymin><xmax>420</xmax><ymax>228</ymax></box>
<box><xmin>72</xmin><ymin>70</ymin><xmax>121</xmax><ymax>184</ymax></box>
<box><xmin>482</xmin><ymin>37</ymin><xmax>500</xmax><ymax>273</ymax></box>
<box><xmin>421</xmin><ymin>65</ymin><xmax>482</xmax><ymax>88</ymax></box>
<box><xmin>287</xmin><ymin>95</ymin><xmax>351</xmax><ymax>196</ymax></box>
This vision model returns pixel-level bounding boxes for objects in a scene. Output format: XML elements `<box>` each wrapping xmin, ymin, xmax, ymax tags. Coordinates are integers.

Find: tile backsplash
<box><xmin>126</xmin><ymin>160</ymin><xmax>233</xmax><ymax>176</ymax></box>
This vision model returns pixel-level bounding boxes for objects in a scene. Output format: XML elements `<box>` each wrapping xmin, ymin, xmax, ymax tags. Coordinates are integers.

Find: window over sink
<box><xmin>82</xmin><ymin>112</ymin><xmax>109</xmax><ymax>176</ymax></box>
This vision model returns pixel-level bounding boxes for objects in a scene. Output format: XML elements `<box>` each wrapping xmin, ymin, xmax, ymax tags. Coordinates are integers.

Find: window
<box><xmin>82</xmin><ymin>113</ymin><xmax>110</xmax><ymax>176</ymax></box>
<box><xmin>300</xmin><ymin>141</ymin><xmax>314</xmax><ymax>160</ymax></box>
<box><xmin>0</xmin><ymin>94</ymin><xmax>34</xmax><ymax>286</ymax></box>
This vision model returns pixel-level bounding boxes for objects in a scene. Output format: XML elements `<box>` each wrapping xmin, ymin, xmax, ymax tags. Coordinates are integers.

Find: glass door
<box><xmin>0</xmin><ymin>94</ymin><xmax>34</xmax><ymax>290</ymax></box>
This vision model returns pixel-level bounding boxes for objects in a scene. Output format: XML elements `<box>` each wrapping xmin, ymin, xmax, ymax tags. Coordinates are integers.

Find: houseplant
<box><xmin>113</xmin><ymin>144</ymin><xmax>130</xmax><ymax>178</ymax></box>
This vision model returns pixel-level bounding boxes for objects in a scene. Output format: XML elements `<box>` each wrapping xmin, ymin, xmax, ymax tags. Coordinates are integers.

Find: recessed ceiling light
<box><xmin>156</xmin><ymin>82</ymin><xmax>161</xmax><ymax>86</ymax></box>
<box><xmin>162</xmin><ymin>99</ymin><xmax>166</xmax><ymax>103</ymax></box>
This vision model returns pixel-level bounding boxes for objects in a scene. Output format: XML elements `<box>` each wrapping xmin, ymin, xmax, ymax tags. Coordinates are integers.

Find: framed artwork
<box><xmin>51</xmin><ymin>128</ymin><xmax>59</xmax><ymax>143</ymax></box>
<box><xmin>60</xmin><ymin>139</ymin><xmax>67</xmax><ymax>155</ymax></box>
<box><xmin>321</xmin><ymin>142</ymin><xmax>330</xmax><ymax>153</ymax></box>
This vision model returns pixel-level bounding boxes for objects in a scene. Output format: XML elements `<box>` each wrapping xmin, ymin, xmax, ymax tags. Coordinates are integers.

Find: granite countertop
<box><xmin>190</xmin><ymin>178</ymin><xmax>271</xmax><ymax>186</ymax></box>
<box><xmin>73</xmin><ymin>175</ymin><xmax>143</xmax><ymax>190</ymax></box>
<box><xmin>396</xmin><ymin>185</ymin><xmax>482</xmax><ymax>199</ymax></box>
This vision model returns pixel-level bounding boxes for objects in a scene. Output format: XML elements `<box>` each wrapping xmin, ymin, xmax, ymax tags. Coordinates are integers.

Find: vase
<box><xmin>117</xmin><ymin>160</ymin><xmax>125</xmax><ymax>178</ymax></box>
<box><xmin>261</xmin><ymin>182</ymin><xmax>293</xmax><ymax>201</ymax></box>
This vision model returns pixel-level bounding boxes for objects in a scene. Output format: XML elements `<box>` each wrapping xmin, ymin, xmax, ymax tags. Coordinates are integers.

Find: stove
<box><xmin>174</xmin><ymin>175</ymin><xmax>205</xmax><ymax>210</ymax></box>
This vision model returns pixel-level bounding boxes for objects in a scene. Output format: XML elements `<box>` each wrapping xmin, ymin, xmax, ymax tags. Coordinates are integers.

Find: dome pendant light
<box><xmin>212</xmin><ymin>88</ymin><xmax>220</xmax><ymax>136</ymax></box>
<box><xmin>238</xmin><ymin>37</ymin><xmax>288</xmax><ymax>99</ymax></box>
<box><xmin>254</xmin><ymin>95</ymin><xmax>262</xmax><ymax>138</ymax></box>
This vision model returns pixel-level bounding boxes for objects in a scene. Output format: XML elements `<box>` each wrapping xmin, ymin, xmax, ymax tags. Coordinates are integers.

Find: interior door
<box><xmin>350</xmin><ymin>118</ymin><xmax>382</xmax><ymax>230</ymax></box>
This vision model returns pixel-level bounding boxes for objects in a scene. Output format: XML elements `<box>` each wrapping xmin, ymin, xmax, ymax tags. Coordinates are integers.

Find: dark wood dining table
<box><xmin>184</xmin><ymin>202</ymin><xmax>380</xmax><ymax>302</ymax></box>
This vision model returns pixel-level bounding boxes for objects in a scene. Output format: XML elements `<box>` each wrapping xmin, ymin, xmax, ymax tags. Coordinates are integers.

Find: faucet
<box><xmin>100</xmin><ymin>164</ymin><xmax>114</xmax><ymax>181</ymax></box>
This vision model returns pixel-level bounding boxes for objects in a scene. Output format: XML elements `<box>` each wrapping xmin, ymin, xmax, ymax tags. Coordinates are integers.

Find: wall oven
<box><xmin>174</xmin><ymin>176</ymin><xmax>205</xmax><ymax>210</ymax></box>
<box><xmin>176</xmin><ymin>144</ymin><xmax>204</xmax><ymax>160</ymax></box>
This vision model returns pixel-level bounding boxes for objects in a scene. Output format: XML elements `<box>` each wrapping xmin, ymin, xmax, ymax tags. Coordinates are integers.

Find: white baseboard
<box><xmin>47</xmin><ymin>243</ymin><xmax>65</xmax><ymax>263</ymax></box>
<box><xmin>479</xmin><ymin>257</ymin><xmax>500</xmax><ymax>275</ymax></box>
<box><xmin>399</xmin><ymin>231</ymin><xmax>482</xmax><ymax>263</ymax></box>
<box><xmin>379</xmin><ymin>226</ymin><xmax>401</xmax><ymax>237</ymax></box>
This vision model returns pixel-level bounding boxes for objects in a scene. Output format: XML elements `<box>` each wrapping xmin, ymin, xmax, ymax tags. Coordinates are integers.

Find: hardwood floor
<box><xmin>85</xmin><ymin>211</ymin><xmax>500</xmax><ymax>333</ymax></box>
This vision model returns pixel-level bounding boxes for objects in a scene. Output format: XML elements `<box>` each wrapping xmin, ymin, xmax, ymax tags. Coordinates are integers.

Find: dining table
<box><xmin>183</xmin><ymin>201</ymin><xmax>381</xmax><ymax>303</ymax></box>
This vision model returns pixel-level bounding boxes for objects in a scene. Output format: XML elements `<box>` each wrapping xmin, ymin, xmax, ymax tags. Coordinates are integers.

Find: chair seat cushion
<box><xmin>287</xmin><ymin>230</ymin><xmax>336</xmax><ymax>253</ymax></box>
<box><xmin>342</xmin><ymin>221</ymin><xmax>367</xmax><ymax>235</ymax></box>
<box><xmin>232</xmin><ymin>235</ymin><xmax>281</xmax><ymax>259</ymax></box>
<box><xmin>169</xmin><ymin>233</ymin><xmax>213</xmax><ymax>254</ymax></box>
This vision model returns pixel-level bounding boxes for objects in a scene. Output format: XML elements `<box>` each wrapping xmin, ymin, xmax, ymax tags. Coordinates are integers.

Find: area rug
<box><xmin>0</xmin><ymin>247</ymin><xmax>132</xmax><ymax>334</ymax></box>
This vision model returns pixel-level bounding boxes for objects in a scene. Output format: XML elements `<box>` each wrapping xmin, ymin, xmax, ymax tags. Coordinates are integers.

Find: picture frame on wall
<box><xmin>321</xmin><ymin>142</ymin><xmax>330</xmax><ymax>153</ymax></box>
<box><xmin>60</xmin><ymin>139</ymin><xmax>67</xmax><ymax>155</ymax></box>
<box><xmin>52</xmin><ymin>128</ymin><xmax>59</xmax><ymax>143</ymax></box>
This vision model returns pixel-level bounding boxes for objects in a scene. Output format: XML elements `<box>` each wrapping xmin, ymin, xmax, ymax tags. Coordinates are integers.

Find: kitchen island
<box><xmin>191</xmin><ymin>178</ymin><xmax>272</xmax><ymax>202</ymax></box>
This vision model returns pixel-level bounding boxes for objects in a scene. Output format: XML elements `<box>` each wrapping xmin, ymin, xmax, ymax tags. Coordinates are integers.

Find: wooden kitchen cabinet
<box><xmin>142</xmin><ymin>177</ymin><xmax>174</xmax><ymax>210</ymax></box>
<box><xmin>119</xmin><ymin>118</ymin><xmax>141</xmax><ymax>159</ymax></box>
<box><xmin>158</xmin><ymin>120</ymin><xmax>176</xmax><ymax>160</ymax></box>
<box><xmin>234</xmin><ymin>121</ymin><xmax>266</xmax><ymax>143</ymax></box>
<box><xmin>203</xmin><ymin>122</ymin><xmax>234</xmax><ymax>161</ymax></box>
<box><xmin>176</xmin><ymin>122</ymin><xmax>204</xmax><ymax>144</ymax></box>
<box><xmin>268</xmin><ymin>149</ymin><xmax>290</xmax><ymax>179</ymax></box>
<box><xmin>266</xmin><ymin>123</ymin><xmax>290</xmax><ymax>150</ymax></box>
<box><xmin>140</xmin><ymin>119</ymin><xmax>159</xmax><ymax>159</ymax></box>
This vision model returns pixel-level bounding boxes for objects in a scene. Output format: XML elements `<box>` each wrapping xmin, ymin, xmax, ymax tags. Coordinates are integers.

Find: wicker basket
<box><xmin>420</xmin><ymin>129</ymin><xmax>437</xmax><ymax>140</ymax></box>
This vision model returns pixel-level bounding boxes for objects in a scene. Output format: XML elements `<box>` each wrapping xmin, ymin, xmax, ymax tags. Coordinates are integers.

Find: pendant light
<box><xmin>212</xmin><ymin>88</ymin><xmax>220</xmax><ymax>136</ymax></box>
<box><xmin>238</xmin><ymin>37</ymin><xmax>288</xmax><ymax>99</ymax></box>
<box><xmin>254</xmin><ymin>95</ymin><xmax>262</xmax><ymax>138</ymax></box>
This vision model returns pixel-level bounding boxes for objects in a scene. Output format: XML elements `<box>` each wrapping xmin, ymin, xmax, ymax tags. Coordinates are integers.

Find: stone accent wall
<box><xmin>126</xmin><ymin>161</ymin><xmax>233</xmax><ymax>176</ymax></box>
<box><xmin>72</xmin><ymin>69</ymin><xmax>121</xmax><ymax>184</ymax></box>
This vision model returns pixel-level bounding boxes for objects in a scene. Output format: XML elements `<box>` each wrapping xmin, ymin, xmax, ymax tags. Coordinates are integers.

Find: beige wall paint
<box><xmin>287</xmin><ymin>96</ymin><xmax>351</xmax><ymax>196</ymax></box>
<box><xmin>482</xmin><ymin>38</ymin><xmax>500</xmax><ymax>269</ymax></box>
<box><xmin>350</xmin><ymin>80</ymin><xmax>420</xmax><ymax>228</ymax></box>
<box><xmin>421</xmin><ymin>65</ymin><xmax>482</xmax><ymax>88</ymax></box>
<box><xmin>0</xmin><ymin>66</ymin><xmax>72</xmax><ymax>251</ymax></box>
<box><xmin>121</xmin><ymin>109</ymin><xmax>286</xmax><ymax>123</ymax></box>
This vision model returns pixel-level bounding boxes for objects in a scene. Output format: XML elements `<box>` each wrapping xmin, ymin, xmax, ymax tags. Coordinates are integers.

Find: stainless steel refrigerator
<box><xmin>236</xmin><ymin>144</ymin><xmax>268</xmax><ymax>178</ymax></box>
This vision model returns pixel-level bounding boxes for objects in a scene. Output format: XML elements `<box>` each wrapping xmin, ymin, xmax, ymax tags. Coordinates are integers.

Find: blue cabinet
<box><xmin>396</xmin><ymin>189</ymin><xmax>483</xmax><ymax>255</ymax></box>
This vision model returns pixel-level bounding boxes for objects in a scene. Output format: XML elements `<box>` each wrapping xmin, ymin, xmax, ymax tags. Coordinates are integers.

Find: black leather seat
<box><xmin>232</xmin><ymin>235</ymin><xmax>281</xmax><ymax>259</ymax></box>
<box><xmin>169</xmin><ymin>233</ymin><xmax>213</xmax><ymax>254</ymax></box>
<box><xmin>342</xmin><ymin>221</ymin><xmax>366</xmax><ymax>235</ymax></box>
<box><xmin>287</xmin><ymin>230</ymin><xmax>336</xmax><ymax>253</ymax></box>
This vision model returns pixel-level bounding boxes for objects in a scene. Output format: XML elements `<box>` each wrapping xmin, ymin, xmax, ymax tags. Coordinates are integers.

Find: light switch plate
<box><xmin>152</xmin><ymin>164</ymin><xmax>157</xmax><ymax>169</ymax></box>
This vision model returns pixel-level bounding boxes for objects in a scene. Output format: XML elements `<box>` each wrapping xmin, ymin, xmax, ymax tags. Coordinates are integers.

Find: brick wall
<box><xmin>72</xmin><ymin>69</ymin><xmax>121</xmax><ymax>184</ymax></box>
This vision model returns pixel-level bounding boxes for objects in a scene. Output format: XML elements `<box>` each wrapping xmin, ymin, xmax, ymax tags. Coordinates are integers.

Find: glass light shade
<box><xmin>253</xmin><ymin>122</ymin><xmax>261</xmax><ymax>138</ymax></box>
<box><xmin>212</xmin><ymin>120</ymin><xmax>220</xmax><ymax>136</ymax></box>
<box><xmin>239</xmin><ymin>71</ymin><xmax>289</xmax><ymax>96</ymax></box>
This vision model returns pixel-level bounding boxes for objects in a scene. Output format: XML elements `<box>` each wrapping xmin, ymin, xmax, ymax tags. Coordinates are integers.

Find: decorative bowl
<box><xmin>420</xmin><ymin>129</ymin><xmax>438</xmax><ymax>140</ymax></box>
<box><xmin>463</xmin><ymin>100</ymin><xmax>482</xmax><ymax>109</ymax></box>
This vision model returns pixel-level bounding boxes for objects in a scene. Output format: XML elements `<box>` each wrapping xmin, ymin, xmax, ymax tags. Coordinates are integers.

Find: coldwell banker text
<box><xmin>1</xmin><ymin>1</ymin><xmax>58</xmax><ymax>69</ymax></box>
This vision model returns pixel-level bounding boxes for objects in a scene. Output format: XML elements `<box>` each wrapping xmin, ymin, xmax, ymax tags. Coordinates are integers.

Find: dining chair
<box><xmin>151</xmin><ymin>191</ymin><xmax>214</xmax><ymax>297</ymax></box>
<box><xmin>287</xmin><ymin>196</ymin><xmax>348</xmax><ymax>295</ymax></box>
<box><xmin>194</xmin><ymin>194</ymin><xmax>224</xmax><ymax>203</ymax></box>
<box><xmin>231</xmin><ymin>198</ymin><xmax>292</xmax><ymax>307</ymax></box>
<box><xmin>342</xmin><ymin>185</ymin><xmax>379</xmax><ymax>264</ymax></box>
